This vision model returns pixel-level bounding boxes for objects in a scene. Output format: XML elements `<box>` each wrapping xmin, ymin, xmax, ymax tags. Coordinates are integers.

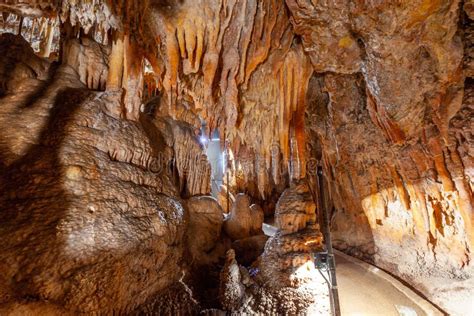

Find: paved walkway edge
<box><xmin>333</xmin><ymin>249</ymin><xmax>445</xmax><ymax>316</ymax></box>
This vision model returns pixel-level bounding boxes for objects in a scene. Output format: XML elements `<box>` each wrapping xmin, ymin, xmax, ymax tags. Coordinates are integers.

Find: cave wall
<box><xmin>0</xmin><ymin>32</ymin><xmax>211</xmax><ymax>313</ymax></box>
<box><xmin>301</xmin><ymin>1</ymin><xmax>473</xmax><ymax>312</ymax></box>
<box><xmin>0</xmin><ymin>0</ymin><xmax>473</xmax><ymax>314</ymax></box>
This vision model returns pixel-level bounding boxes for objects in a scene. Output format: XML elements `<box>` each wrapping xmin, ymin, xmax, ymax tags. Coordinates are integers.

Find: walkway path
<box><xmin>262</xmin><ymin>223</ymin><xmax>442</xmax><ymax>315</ymax></box>
<box><xmin>335</xmin><ymin>251</ymin><xmax>435</xmax><ymax>315</ymax></box>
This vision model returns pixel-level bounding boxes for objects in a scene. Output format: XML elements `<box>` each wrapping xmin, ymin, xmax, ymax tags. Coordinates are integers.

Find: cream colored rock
<box><xmin>249</xmin><ymin>203</ymin><xmax>264</xmax><ymax>236</ymax></box>
<box><xmin>258</xmin><ymin>226</ymin><xmax>324</xmax><ymax>288</ymax></box>
<box><xmin>223</xmin><ymin>193</ymin><xmax>253</xmax><ymax>241</ymax></box>
<box><xmin>219</xmin><ymin>228</ymin><xmax>329</xmax><ymax>315</ymax></box>
<box><xmin>185</xmin><ymin>196</ymin><xmax>223</xmax><ymax>263</ymax></box>
<box><xmin>275</xmin><ymin>183</ymin><xmax>316</xmax><ymax>235</ymax></box>
<box><xmin>217</xmin><ymin>184</ymin><xmax>235</xmax><ymax>214</ymax></box>
<box><xmin>219</xmin><ymin>249</ymin><xmax>245</xmax><ymax>311</ymax></box>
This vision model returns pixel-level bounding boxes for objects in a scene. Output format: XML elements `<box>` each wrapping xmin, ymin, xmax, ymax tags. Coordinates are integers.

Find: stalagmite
<box><xmin>0</xmin><ymin>0</ymin><xmax>473</xmax><ymax>315</ymax></box>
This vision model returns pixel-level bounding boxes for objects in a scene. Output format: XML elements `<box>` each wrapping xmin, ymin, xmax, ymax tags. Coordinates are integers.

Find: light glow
<box><xmin>199</xmin><ymin>135</ymin><xmax>208</xmax><ymax>145</ymax></box>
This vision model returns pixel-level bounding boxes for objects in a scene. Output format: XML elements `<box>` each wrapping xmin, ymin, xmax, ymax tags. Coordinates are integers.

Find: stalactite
<box><xmin>17</xmin><ymin>16</ymin><xmax>23</xmax><ymax>35</ymax></box>
<box><xmin>29</xmin><ymin>18</ymin><xmax>36</xmax><ymax>43</ymax></box>
<box><xmin>122</xmin><ymin>34</ymin><xmax>144</xmax><ymax>121</ymax></box>
<box><xmin>389</xmin><ymin>166</ymin><xmax>411</xmax><ymax>211</ymax></box>
<box><xmin>107</xmin><ymin>30</ymin><xmax>124</xmax><ymax>90</ymax></box>
<box><xmin>39</xmin><ymin>17</ymin><xmax>55</xmax><ymax>58</ymax></box>
<box><xmin>0</xmin><ymin>1</ymin><xmax>472</xmax><ymax>314</ymax></box>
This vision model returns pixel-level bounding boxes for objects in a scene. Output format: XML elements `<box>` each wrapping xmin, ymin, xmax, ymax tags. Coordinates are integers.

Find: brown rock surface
<box><xmin>61</xmin><ymin>36</ymin><xmax>109</xmax><ymax>91</ymax></box>
<box><xmin>0</xmin><ymin>84</ymin><xmax>186</xmax><ymax>313</ymax></box>
<box><xmin>0</xmin><ymin>33</ymin><xmax>49</xmax><ymax>96</ymax></box>
<box><xmin>231</xmin><ymin>234</ymin><xmax>268</xmax><ymax>266</ymax></box>
<box><xmin>0</xmin><ymin>34</ymin><xmax>204</xmax><ymax>313</ymax></box>
<box><xmin>219</xmin><ymin>228</ymin><xmax>329</xmax><ymax>315</ymax></box>
<box><xmin>249</xmin><ymin>203</ymin><xmax>264</xmax><ymax>235</ymax></box>
<box><xmin>185</xmin><ymin>196</ymin><xmax>224</xmax><ymax>264</ymax></box>
<box><xmin>217</xmin><ymin>184</ymin><xmax>235</xmax><ymax>214</ymax></box>
<box><xmin>0</xmin><ymin>0</ymin><xmax>473</xmax><ymax>314</ymax></box>
<box><xmin>258</xmin><ymin>227</ymin><xmax>324</xmax><ymax>288</ymax></box>
<box><xmin>275</xmin><ymin>182</ymin><xmax>316</xmax><ymax>234</ymax></box>
<box><xmin>306</xmin><ymin>70</ymin><xmax>472</xmax><ymax>313</ymax></box>
<box><xmin>223</xmin><ymin>193</ymin><xmax>253</xmax><ymax>241</ymax></box>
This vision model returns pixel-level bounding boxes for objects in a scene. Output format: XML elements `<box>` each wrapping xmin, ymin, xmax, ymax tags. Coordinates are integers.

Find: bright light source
<box><xmin>199</xmin><ymin>136</ymin><xmax>208</xmax><ymax>145</ymax></box>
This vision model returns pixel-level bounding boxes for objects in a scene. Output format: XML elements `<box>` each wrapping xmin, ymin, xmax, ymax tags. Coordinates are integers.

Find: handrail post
<box><xmin>317</xmin><ymin>166</ymin><xmax>341</xmax><ymax>316</ymax></box>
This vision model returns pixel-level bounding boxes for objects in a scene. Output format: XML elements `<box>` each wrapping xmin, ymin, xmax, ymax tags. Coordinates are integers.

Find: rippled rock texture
<box><xmin>0</xmin><ymin>0</ymin><xmax>473</xmax><ymax>314</ymax></box>
<box><xmin>0</xmin><ymin>33</ymin><xmax>207</xmax><ymax>314</ymax></box>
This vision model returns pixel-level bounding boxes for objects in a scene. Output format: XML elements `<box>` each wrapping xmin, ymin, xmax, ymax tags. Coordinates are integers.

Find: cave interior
<box><xmin>0</xmin><ymin>0</ymin><xmax>473</xmax><ymax>315</ymax></box>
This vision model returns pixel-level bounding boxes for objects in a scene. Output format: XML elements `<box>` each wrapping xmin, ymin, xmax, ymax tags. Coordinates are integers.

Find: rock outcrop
<box><xmin>249</xmin><ymin>203</ymin><xmax>264</xmax><ymax>235</ymax></box>
<box><xmin>185</xmin><ymin>196</ymin><xmax>224</xmax><ymax>265</ymax></box>
<box><xmin>275</xmin><ymin>182</ymin><xmax>317</xmax><ymax>234</ymax></box>
<box><xmin>219</xmin><ymin>218</ymin><xmax>329</xmax><ymax>314</ymax></box>
<box><xmin>0</xmin><ymin>34</ymin><xmax>202</xmax><ymax>314</ymax></box>
<box><xmin>223</xmin><ymin>193</ymin><xmax>254</xmax><ymax>241</ymax></box>
<box><xmin>305</xmin><ymin>70</ymin><xmax>473</xmax><ymax>313</ymax></box>
<box><xmin>0</xmin><ymin>0</ymin><xmax>473</xmax><ymax>314</ymax></box>
<box><xmin>218</xmin><ymin>178</ymin><xmax>329</xmax><ymax>314</ymax></box>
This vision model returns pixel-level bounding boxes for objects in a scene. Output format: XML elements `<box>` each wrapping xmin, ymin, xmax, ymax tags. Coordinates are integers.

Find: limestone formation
<box><xmin>223</xmin><ymin>193</ymin><xmax>253</xmax><ymax>241</ymax></box>
<box><xmin>231</xmin><ymin>234</ymin><xmax>268</xmax><ymax>266</ymax></box>
<box><xmin>185</xmin><ymin>196</ymin><xmax>224</xmax><ymax>264</ymax></box>
<box><xmin>217</xmin><ymin>181</ymin><xmax>330</xmax><ymax>314</ymax></box>
<box><xmin>0</xmin><ymin>0</ymin><xmax>473</xmax><ymax>314</ymax></box>
<box><xmin>275</xmin><ymin>182</ymin><xmax>316</xmax><ymax>235</ymax></box>
<box><xmin>249</xmin><ymin>203</ymin><xmax>264</xmax><ymax>235</ymax></box>
<box><xmin>0</xmin><ymin>53</ymin><xmax>185</xmax><ymax>314</ymax></box>
<box><xmin>217</xmin><ymin>184</ymin><xmax>235</xmax><ymax>214</ymax></box>
<box><xmin>61</xmin><ymin>36</ymin><xmax>109</xmax><ymax>91</ymax></box>
<box><xmin>258</xmin><ymin>227</ymin><xmax>324</xmax><ymax>288</ymax></box>
<box><xmin>219</xmin><ymin>230</ymin><xmax>330</xmax><ymax>315</ymax></box>
<box><xmin>0</xmin><ymin>33</ymin><xmax>208</xmax><ymax>313</ymax></box>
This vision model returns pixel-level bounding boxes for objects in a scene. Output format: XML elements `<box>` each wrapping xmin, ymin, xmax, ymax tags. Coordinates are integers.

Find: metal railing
<box><xmin>315</xmin><ymin>166</ymin><xmax>341</xmax><ymax>316</ymax></box>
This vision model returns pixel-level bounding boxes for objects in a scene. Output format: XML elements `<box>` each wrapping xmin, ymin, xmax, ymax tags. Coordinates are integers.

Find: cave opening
<box><xmin>0</xmin><ymin>1</ymin><xmax>473</xmax><ymax>315</ymax></box>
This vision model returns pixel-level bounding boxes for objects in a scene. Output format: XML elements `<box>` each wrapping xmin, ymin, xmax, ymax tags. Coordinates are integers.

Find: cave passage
<box><xmin>202</xmin><ymin>128</ymin><xmax>225</xmax><ymax>198</ymax></box>
<box><xmin>0</xmin><ymin>1</ymin><xmax>473</xmax><ymax>315</ymax></box>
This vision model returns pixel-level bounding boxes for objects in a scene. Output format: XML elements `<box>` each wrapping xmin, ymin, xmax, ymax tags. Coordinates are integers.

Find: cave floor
<box><xmin>262</xmin><ymin>222</ymin><xmax>435</xmax><ymax>315</ymax></box>
<box><xmin>335</xmin><ymin>253</ymin><xmax>426</xmax><ymax>316</ymax></box>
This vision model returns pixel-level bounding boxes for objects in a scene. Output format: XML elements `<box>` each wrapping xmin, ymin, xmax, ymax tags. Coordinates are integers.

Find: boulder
<box><xmin>275</xmin><ymin>182</ymin><xmax>316</xmax><ymax>235</ymax></box>
<box><xmin>249</xmin><ymin>204</ymin><xmax>264</xmax><ymax>235</ymax></box>
<box><xmin>0</xmin><ymin>41</ymin><xmax>188</xmax><ymax>313</ymax></box>
<box><xmin>185</xmin><ymin>196</ymin><xmax>224</xmax><ymax>263</ymax></box>
<box><xmin>231</xmin><ymin>235</ymin><xmax>268</xmax><ymax>266</ymax></box>
<box><xmin>223</xmin><ymin>193</ymin><xmax>253</xmax><ymax>241</ymax></box>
